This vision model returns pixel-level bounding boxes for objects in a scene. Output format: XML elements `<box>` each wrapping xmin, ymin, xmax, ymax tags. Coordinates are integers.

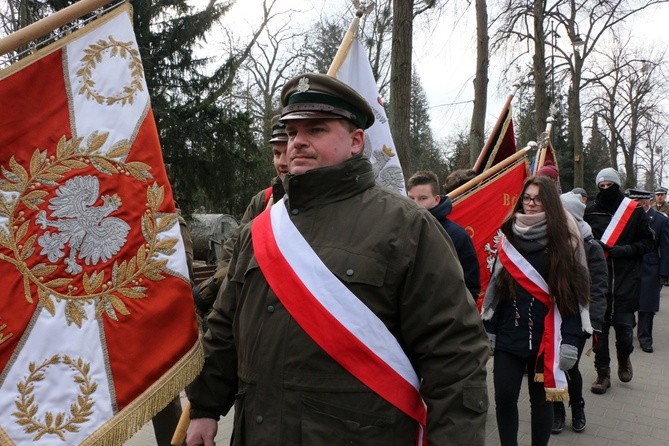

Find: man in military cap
<box><xmin>652</xmin><ymin>186</ymin><xmax>669</xmax><ymax>215</ymax></box>
<box><xmin>191</xmin><ymin>116</ymin><xmax>288</xmax><ymax>328</ymax></box>
<box><xmin>186</xmin><ymin>73</ymin><xmax>489</xmax><ymax>445</ymax></box>
<box><xmin>627</xmin><ymin>189</ymin><xmax>669</xmax><ymax>353</ymax></box>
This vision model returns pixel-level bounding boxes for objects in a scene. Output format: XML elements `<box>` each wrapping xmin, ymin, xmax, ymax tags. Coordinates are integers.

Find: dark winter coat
<box><xmin>429</xmin><ymin>195</ymin><xmax>481</xmax><ymax>299</ymax></box>
<box><xmin>187</xmin><ymin>155</ymin><xmax>490</xmax><ymax>445</ymax></box>
<box><xmin>640</xmin><ymin>208</ymin><xmax>669</xmax><ymax>312</ymax></box>
<box><xmin>584</xmin><ymin>189</ymin><xmax>654</xmax><ymax>314</ymax></box>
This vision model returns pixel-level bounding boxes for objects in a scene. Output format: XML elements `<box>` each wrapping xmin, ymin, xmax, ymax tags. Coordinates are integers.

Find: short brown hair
<box><xmin>407</xmin><ymin>170</ymin><xmax>439</xmax><ymax>196</ymax></box>
<box><xmin>443</xmin><ymin>169</ymin><xmax>476</xmax><ymax>193</ymax></box>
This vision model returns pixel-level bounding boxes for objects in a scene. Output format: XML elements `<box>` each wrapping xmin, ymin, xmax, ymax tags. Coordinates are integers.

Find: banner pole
<box><xmin>0</xmin><ymin>0</ymin><xmax>117</xmax><ymax>58</ymax></box>
<box><xmin>327</xmin><ymin>1</ymin><xmax>372</xmax><ymax>76</ymax></box>
<box><xmin>449</xmin><ymin>142</ymin><xmax>536</xmax><ymax>200</ymax></box>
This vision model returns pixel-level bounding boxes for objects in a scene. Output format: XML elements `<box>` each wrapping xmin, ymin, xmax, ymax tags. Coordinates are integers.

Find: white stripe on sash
<box><xmin>269</xmin><ymin>200</ymin><xmax>420</xmax><ymax>390</ymax></box>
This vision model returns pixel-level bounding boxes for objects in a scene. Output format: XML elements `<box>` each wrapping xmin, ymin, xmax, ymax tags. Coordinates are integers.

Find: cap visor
<box><xmin>279</xmin><ymin>111</ymin><xmax>344</xmax><ymax>122</ymax></box>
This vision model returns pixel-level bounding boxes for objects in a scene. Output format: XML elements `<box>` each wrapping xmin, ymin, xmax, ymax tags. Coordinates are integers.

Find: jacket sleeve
<box><xmin>186</xmin><ymin>232</ymin><xmax>245</xmax><ymax>420</ymax></box>
<box><xmin>659</xmin><ymin>217</ymin><xmax>669</xmax><ymax>277</ymax></box>
<box><xmin>459</xmin><ymin>233</ymin><xmax>481</xmax><ymax>299</ymax></box>
<box><xmin>399</xmin><ymin>213</ymin><xmax>489</xmax><ymax>445</ymax></box>
<box><xmin>586</xmin><ymin>239</ymin><xmax>608</xmax><ymax>331</ymax></box>
<box><xmin>629</xmin><ymin>208</ymin><xmax>655</xmax><ymax>256</ymax></box>
<box><xmin>560</xmin><ymin>312</ymin><xmax>583</xmax><ymax>347</ymax></box>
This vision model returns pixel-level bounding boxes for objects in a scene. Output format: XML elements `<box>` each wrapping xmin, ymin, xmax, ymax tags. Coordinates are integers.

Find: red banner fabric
<box><xmin>449</xmin><ymin>161</ymin><xmax>528</xmax><ymax>305</ymax></box>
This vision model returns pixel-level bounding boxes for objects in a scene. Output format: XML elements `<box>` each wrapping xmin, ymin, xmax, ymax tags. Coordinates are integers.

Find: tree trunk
<box><xmin>389</xmin><ymin>0</ymin><xmax>413</xmax><ymax>176</ymax></box>
<box><xmin>533</xmin><ymin>0</ymin><xmax>548</xmax><ymax>136</ymax></box>
<box><xmin>469</xmin><ymin>0</ymin><xmax>489</xmax><ymax>165</ymax></box>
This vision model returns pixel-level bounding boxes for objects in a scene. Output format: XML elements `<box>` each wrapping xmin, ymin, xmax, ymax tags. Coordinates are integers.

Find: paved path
<box><xmin>126</xmin><ymin>289</ymin><xmax>669</xmax><ymax>445</ymax></box>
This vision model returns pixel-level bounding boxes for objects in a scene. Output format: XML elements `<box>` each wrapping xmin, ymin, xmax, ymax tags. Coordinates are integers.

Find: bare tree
<box><xmin>236</xmin><ymin>15</ymin><xmax>305</xmax><ymax>146</ymax></box>
<box><xmin>589</xmin><ymin>40</ymin><xmax>667</xmax><ymax>188</ymax></box>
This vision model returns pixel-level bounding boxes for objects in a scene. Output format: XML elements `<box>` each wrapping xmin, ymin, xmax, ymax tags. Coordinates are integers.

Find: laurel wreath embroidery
<box><xmin>0</xmin><ymin>132</ymin><xmax>178</xmax><ymax>327</ymax></box>
<box><xmin>13</xmin><ymin>355</ymin><xmax>96</xmax><ymax>441</ymax></box>
<box><xmin>76</xmin><ymin>35</ymin><xmax>144</xmax><ymax>106</ymax></box>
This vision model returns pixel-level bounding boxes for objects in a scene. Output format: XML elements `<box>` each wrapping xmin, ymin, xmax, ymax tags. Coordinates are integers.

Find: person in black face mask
<box><xmin>583</xmin><ymin>168</ymin><xmax>653</xmax><ymax>395</ymax></box>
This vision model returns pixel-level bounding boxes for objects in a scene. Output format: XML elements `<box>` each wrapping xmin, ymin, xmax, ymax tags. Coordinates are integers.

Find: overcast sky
<box><xmin>206</xmin><ymin>0</ymin><xmax>669</xmax><ymax>143</ymax></box>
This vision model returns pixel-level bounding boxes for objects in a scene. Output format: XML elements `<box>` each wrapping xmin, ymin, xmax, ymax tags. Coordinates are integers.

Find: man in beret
<box><xmin>652</xmin><ymin>186</ymin><xmax>669</xmax><ymax>215</ymax></box>
<box><xmin>584</xmin><ymin>169</ymin><xmax>653</xmax><ymax>395</ymax></box>
<box><xmin>627</xmin><ymin>189</ymin><xmax>669</xmax><ymax>353</ymax></box>
<box><xmin>186</xmin><ymin>73</ymin><xmax>489</xmax><ymax>445</ymax></box>
<box><xmin>190</xmin><ymin>116</ymin><xmax>288</xmax><ymax>329</ymax></box>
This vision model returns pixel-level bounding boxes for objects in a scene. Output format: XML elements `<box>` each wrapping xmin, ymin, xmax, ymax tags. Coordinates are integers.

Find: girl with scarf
<box><xmin>482</xmin><ymin>176</ymin><xmax>589</xmax><ymax>445</ymax></box>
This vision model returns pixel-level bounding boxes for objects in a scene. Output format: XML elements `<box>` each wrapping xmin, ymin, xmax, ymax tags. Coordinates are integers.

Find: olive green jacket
<box><xmin>187</xmin><ymin>156</ymin><xmax>489</xmax><ymax>445</ymax></box>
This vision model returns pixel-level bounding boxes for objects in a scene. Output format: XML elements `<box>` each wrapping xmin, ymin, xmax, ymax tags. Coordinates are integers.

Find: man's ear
<box><xmin>350</xmin><ymin>128</ymin><xmax>365</xmax><ymax>156</ymax></box>
<box><xmin>434</xmin><ymin>195</ymin><xmax>441</xmax><ymax>204</ymax></box>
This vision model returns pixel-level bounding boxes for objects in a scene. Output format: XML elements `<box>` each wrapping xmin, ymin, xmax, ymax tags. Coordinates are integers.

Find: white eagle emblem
<box><xmin>36</xmin><ymin>175</ymin><xmax>131</xmax><ymax>275</ymax></box>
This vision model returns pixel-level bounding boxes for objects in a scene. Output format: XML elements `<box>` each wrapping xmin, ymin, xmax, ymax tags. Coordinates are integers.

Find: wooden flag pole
<box><xmin>171</xmin><ymin>400</ymin><xmax>190</xmax><ymax>445</ymax></box>
<box><xmin>327</xmin><ymin>1</ymin><xmax>373</xmax><ymax>75</ymax></box>
<box><xmin>0</xmin><ymin>0</ymin><xmax>117</xmax><ymax>58</ymax></box>
<box><xmin>448</xmin><ymin>141</ymin><xmax>537</xmax><ymax>201</ymax></box>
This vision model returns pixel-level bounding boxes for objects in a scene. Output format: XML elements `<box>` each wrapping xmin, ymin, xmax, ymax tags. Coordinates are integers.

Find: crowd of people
<box><xmin>166</xmin><ymin>71</ymin><xmax>667</xmax><ymax>446</ymax></box>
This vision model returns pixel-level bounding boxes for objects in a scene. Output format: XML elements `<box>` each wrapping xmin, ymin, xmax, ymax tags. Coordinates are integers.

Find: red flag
<box><xmin>0</xmin><ymin>5</ymin><xmax>201</xmax><ymax>444</ymax></box>
<box><xmin>473</xmin><ymin>94</ymin><xmax>517</xmax><ymax>174</ymax></box>
<box><xmin>450</xmin><ymin>161</ymin><xmax>529</xmax><ymax>305</ymax></box>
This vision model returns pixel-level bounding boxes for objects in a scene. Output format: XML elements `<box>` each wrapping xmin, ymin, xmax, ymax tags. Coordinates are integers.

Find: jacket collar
<box><xmin>283</xmin><ymin>155</ymin><xmax>376</xmax><ymax>212</ymax></box>
<box><xmin>428</xmin><ymin>195</ymin><xmax>452</xmax><ymax>221</ymax></box>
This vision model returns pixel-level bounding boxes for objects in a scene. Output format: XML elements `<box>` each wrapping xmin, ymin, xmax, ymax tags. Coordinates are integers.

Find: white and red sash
<box><xmin>251</xmin><ymin>199</ymin><xmax>427</xmax><ymax>445</ymax></box>
<box><xmin>497</xmin><ymin>236</ymin><xmax>569</xmax><ymax>401</ymax></box>
<box><xmin>600</xmin><ymin>197</ymin><xmax>637</xmax><ymax>255</ymax></box>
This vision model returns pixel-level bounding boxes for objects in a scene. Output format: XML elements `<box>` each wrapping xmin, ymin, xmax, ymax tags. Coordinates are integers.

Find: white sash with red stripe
<box><xmin>251</xmin><ymin>199</ymin><xmax>427</xmax><ymax>445</ymax></box>
<box><xmin>601</xmin><ymin>197</ymin><xmax>637</xmax><ymax>248</ymax></box>
<box><xmin>497</xmin><ymin>236</ymin><xmax>569</xmax><ymax>401</ymax></box>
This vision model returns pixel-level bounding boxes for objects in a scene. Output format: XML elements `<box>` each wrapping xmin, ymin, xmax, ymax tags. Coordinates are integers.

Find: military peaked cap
<box><xmin>269</xmin><ymin>114</ymin><xmax>288</xmax><ymax>144</ymax></box>
<box><xmin>626</xmin><ymin>189</ymin><xmax>653</xmax><ymax>200</ymax></box>
<box><xmin>655</xmin><ymin>186</ymin><xmax>668</xmax><ymax>195</ymax></box>
<box><xmin>280</xmin><ymin>73</ymin><xmax>375</xmax><ymax>130</ymax></box>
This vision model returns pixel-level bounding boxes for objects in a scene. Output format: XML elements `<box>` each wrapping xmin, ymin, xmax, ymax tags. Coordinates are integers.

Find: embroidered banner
<box><xmin>252</xmin><ymin>200</ymin><xmax>426</xmax><ymax>445</ymax></box>
<box><xmin>334</xmin><ymin>39</ymin><xmax>406</xmax><ymax>195</ymax></box>
<box><xmin>449</xmin><ymin>161</ymin><xmax>528</xmax><ymax>304</ymax></box>
<box><xmin>0</xmin><ymin>5</ymin><xmax>202</xmax><ymax>445</ymax></box>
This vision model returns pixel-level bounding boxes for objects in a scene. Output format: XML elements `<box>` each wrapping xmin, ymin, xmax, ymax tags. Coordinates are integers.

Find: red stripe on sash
<box><xmin>251</xmin><ymin>209</ymin><xmax>428</xmax><ymax>441</ymax></box>
<box><xmin>601</xmin><ymin>198</ymin><xmax>637</xmax><ymax>257</ymax></box>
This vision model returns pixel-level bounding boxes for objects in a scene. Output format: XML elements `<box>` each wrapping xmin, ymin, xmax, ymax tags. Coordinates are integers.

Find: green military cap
<box><xmin>269</xmin><ymin>114</ymin><xmax>288</xmax><ymax>144</ymax></box>
<box><xmin>280</xmin><ymin>73</ymin><xmax>375</xmax><ymax>130</ymax></box>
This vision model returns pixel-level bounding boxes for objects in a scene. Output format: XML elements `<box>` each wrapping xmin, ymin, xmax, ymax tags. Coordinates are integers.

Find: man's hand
<box><xmin>186</xmin><ymin>417</ymin><xmax>218</xmax><ymax>446</ymax></box>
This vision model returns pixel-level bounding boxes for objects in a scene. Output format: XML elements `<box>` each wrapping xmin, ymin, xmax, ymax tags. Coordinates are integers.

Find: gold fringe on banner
<box><xmin>82</xmin><ymin>340</ymin><xmax>204</xmax><ymax>446</ymax></box>
<box><xmin>544</xmin><ymin>387</ymin><xmax>570</xmax><ymax>402</ymax></box>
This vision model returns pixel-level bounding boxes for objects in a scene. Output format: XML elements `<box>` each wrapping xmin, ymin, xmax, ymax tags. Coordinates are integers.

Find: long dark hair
<box><xmin>497</xmin><ymin>176</ymin><xmax>588</xmax><ymax>316</ymax></box>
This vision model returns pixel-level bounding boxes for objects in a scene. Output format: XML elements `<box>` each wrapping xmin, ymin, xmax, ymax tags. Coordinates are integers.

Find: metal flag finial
<box><xmin>353</xmin><ymin>0</ymin><xmax>375</xmax><ymax>17</ymax></box>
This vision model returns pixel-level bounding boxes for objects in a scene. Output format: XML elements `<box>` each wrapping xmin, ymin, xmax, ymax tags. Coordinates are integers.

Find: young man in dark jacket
<box><xmin>407</xmin><ymin>170</ymin><xmax>481</xmax><ymax>300</ymax></box>
<box><xmin>584</xmin><ymin>168</ymin><xmax>653</xmax><ymax>395</ymax></box>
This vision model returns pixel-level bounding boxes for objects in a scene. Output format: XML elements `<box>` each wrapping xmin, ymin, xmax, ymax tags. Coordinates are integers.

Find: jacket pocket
<box><xmin>321</xmin><ymin>247</ymin><xmax>387</xmax><ymax>287</ymax></box>
<box><xmin>463</xmin><ymin>384</ymin><xmax>488</xmax><ymax>414</ymax></box>
<box><xmin>300</xmin><ymin>395</ymin><xmax>396</xmax><ymax>446</ymax></box>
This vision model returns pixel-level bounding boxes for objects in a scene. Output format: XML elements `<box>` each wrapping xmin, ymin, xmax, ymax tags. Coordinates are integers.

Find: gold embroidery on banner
<box><xmin>76</xmin><ymin>36</ymin><xmax>144</xmax><ymax>106</ymax></box>
<box><xmin>0</xmin><ymin>322</ymin><xmax>13</xmax><ymax>345</ymax></box>
<box><xmin>0</xmin><ymin>132</ymin><xmax>179</xmax><ymax>327</ymax></box>
<box><xmin>12</xmin><ymin>355</ymin><xmax>96</xmax><ymax>441</ymax></box>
